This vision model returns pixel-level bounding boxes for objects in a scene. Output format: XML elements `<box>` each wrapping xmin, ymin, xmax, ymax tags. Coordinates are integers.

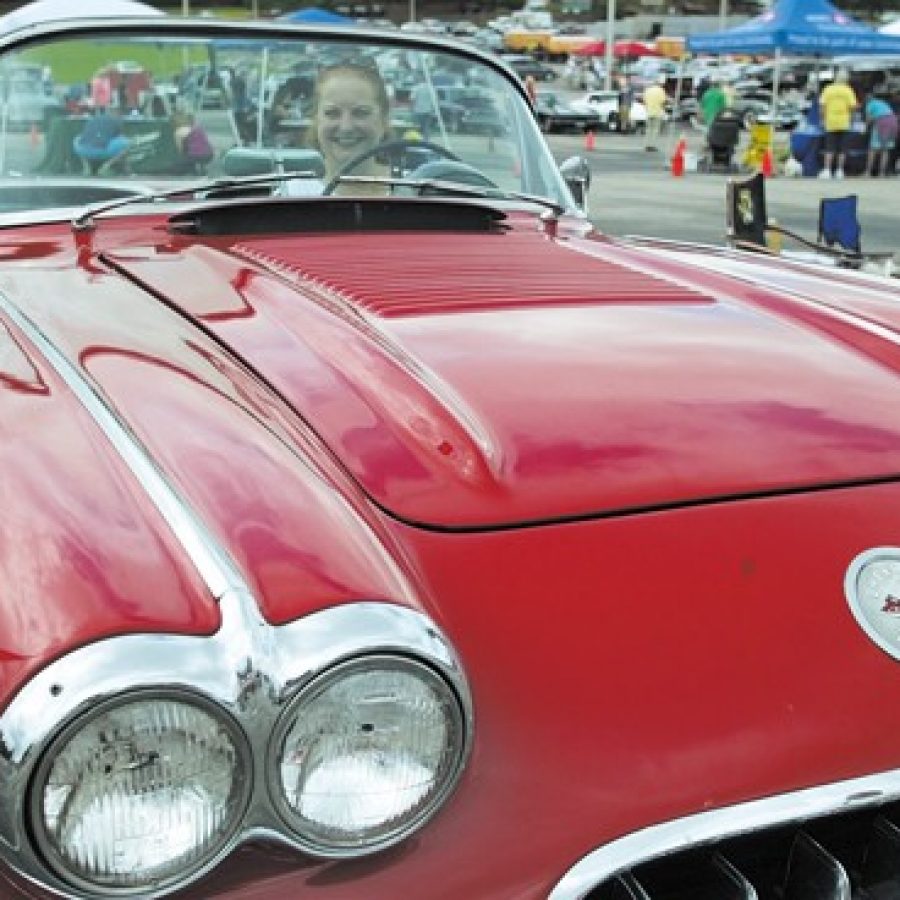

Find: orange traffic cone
<box><xmin>584</xmin><ymin>129</ymin><xmax>596</xmax><ymax>152</ymax></box>
<box><xmin>671</xmin><ymin>137</ymin><xmax>686</xmax><ymax>177</ymax></box>
<box><xmin>29</xmin><ymin>123</ymin><xmax>40</xmax><ymax>148</ymax></box>
<box><xmin>761</xmin><ymin>147</ymin><xmax>774</xmax><ymax>177</ymax></box>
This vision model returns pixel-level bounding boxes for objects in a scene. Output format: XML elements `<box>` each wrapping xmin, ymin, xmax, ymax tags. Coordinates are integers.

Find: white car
<box><xmin>569</xmin><ymin>90</ymin><xmax>647</xmax><ymax>132</ymax></box>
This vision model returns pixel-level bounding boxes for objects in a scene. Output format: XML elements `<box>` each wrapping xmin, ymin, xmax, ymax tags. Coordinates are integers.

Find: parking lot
<box><xmin>544</xmin><ymin>126</ymin><xmax>900</xmax><ymax>263</ymax></box>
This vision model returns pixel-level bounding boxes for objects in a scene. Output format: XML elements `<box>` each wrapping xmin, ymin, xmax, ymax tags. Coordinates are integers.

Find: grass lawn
<box><xmin>18</xmin><ymin>41</ymin><xmax>207</xmax><ymax>84</ymax></box>
<box><xmin>10</xmin><ymin>8</ymin><xmax>280</xmax><ymax>85</ymax></box>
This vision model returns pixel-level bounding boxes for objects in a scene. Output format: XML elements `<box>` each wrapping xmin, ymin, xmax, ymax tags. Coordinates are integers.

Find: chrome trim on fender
<box><xmin>0</xmin><ymin>290</ymin><xmax>242</xmax><ymax>600</ymax></box>
<box><xmin>549</xmin><ymin>769</ymin><xmax>900</xmax><ymax>899</ymax></box>
<box><xmin>0</xmin><ymin>291</ymin><xmax>473</xmax><ymax>896</ymax></box>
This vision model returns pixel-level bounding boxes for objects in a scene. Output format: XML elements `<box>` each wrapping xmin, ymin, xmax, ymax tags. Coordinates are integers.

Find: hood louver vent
<box><xmin>237</xmin><ymin>232</ymin><xmax>711</xmax><ymax>318</ymax></box>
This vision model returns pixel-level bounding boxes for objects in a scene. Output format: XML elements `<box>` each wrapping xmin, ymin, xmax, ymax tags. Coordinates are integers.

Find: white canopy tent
<box><xmin>0</xmin><ymin>0</ymin><xmax>163</xmax><ymax>35</ymax></box>
<box><xmin>880</xmin><ymin>19</ymin><xmax>900</xmax><ymax>36</ymax></box>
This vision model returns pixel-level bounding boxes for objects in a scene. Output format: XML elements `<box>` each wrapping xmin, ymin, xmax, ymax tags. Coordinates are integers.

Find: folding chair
<box><xmin>725</xmin><ymin>174</ymin><xmax>894</xmax><ymax>275</ymax></box>
<box><xmin>818</xmin><ymin>195</ymin><xmax>895</xmax><ymax>277</ymax></box>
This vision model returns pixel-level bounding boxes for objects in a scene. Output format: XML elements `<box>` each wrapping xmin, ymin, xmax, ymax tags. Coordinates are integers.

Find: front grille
<box><xmin>588</xmin><ymin>801</ymin><xmax>900</xmax><ymax>900</ymax></box>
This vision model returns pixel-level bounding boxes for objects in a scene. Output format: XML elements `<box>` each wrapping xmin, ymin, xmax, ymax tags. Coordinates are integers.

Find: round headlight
<box><xmin>29</xmin><ymin>693</ymin><xmax>249</xmax><ymax>896</ymax></box>
<box><xmin>271</xmin><ymin>655</ymin><xmax>466</xmax><ymax>855</ymax></box>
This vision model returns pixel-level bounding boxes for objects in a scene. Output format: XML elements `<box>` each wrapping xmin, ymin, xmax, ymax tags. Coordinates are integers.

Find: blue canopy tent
<box><xmin>278</xmin><ymin>8</ymin><xmax>354</xmax><ymax>25</ymax></box>
<box><xmin>687</xmin><ymin>0</ymin><xmax>900</xmax><ymax>56</ymax></box>
<box><xmin>687</xmin><ymin>0</ymin><xmax>900</xmax><ymax>127</ymax></box>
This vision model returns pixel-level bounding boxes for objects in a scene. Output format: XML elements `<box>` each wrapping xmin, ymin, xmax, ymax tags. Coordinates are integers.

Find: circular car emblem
<box><xmin>846</xmin><ymin>548</ymin><xmax>900</xmax><ymax>660</ymax></box>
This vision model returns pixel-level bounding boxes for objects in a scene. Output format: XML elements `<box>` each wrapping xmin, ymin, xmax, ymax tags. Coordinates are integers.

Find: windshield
<box><xmin>0</xmin><ymin>21</ymin><xmax>573</xmax><ymax>212</ymax></box>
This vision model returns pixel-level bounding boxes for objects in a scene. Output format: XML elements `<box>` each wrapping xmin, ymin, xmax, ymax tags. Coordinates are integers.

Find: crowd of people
<box><xmin>685</xmin><ymin>67</ymin><xmax>898</xmax><ymax>178</ymax></box>
<box><xmin>818</xmin><ymin>68</ymin><xmax>898</xmax><ymax>178</ymax></box>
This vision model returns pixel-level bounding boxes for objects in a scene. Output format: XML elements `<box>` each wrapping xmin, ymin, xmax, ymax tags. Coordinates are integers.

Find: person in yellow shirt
<box><xmin>643</xmin><ymin>76</ymin><xmax>668</xmax><ymax>152</ymax></box>
<box><xmin>818</xmin><ymin>69</ymin><xmax>858</xmax><ymax>179</ymax></box>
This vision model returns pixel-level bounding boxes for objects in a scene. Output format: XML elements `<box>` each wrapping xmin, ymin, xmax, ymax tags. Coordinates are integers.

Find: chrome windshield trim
<box><xmin>549</xmin><ymin>768</ymin><xmax>900</xmax><ymax>899</ymax></box>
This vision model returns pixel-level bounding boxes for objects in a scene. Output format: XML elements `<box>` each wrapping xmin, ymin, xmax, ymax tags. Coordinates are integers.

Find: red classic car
<box><xmin>1</xmin><ymin>14</ymin><xmax>900</xmax><ymax>900</ymax></box>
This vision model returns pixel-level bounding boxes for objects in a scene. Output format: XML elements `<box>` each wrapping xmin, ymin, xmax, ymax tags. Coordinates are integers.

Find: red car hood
<box><xmin>104</xmin><ymin>218</ymin><xmax>900</xmax><ymax>529</ymax></box>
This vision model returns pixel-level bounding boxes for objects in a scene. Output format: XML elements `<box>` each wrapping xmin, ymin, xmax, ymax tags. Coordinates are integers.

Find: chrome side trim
<box><xmin>548</xmin><ymin>769</ymin><xmax>900</xmax><ymax>899</ymax></box>
<box><xmin>0</xmin><ymin>291</ymin><xmax>473</xmax><ymax>897</ymax></box>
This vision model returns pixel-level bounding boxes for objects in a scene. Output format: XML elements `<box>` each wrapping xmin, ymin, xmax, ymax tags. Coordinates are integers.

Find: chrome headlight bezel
<box><xmin>0</xmin><ymin>600</ymin><xmax>473</xmax><ymax>900</ymax></box>
<box><xmin>26</xmin><ymin>688</ymin><xmax>253</xmax><ymax>899</ymax></box>
<box><xmin>267</xmin><ymin>653</ymin><xmax>468</xmax><ymax>858</ymax></box>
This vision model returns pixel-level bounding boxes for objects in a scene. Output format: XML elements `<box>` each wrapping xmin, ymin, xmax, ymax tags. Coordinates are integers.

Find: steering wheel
<box><xmin>321</xmin><ymin>138</ymin><xmax>462</xmax><ymax>195</ymax></box>
<box><xmin>408</xmin><ymin>159</ymin><xmax>499</xmax><ymax>192</ymax></box>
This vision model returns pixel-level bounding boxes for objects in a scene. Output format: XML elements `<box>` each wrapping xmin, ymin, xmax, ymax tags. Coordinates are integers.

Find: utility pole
<box><xmin>604</xmin><ymin>0</ymin><xmax>614</xmax><ymax>90</ymax></box>
<box><xmin>182</xmin><ymin>0</ymin><xmax>189</xmax><ymax>15</ymax></box>
<box><xmin>719</xmin><ymin>0</ymin><xmax>727</xmax><ymax>31</ymax></box>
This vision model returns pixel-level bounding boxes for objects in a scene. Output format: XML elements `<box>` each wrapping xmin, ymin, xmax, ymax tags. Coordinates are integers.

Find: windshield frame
<box><xmin>0</xmin><ymin>17</ymin><xmax>576</xmax><ymax>218</ymax></box>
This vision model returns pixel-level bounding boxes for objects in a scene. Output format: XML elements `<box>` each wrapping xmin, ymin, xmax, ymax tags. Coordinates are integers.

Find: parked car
<box><xmin>731</xmin><ymin>91</ymin><xmax>806</xmax><ymax>130</ymax></box>
<box><xmin>2</xmin><ymin>14</ymin><xmax>900</xmax><ymax>900</ymax></box>
<box><xmin>503</xmin><ymin>53</ymin><xmax>557</xmax><ymax>82</ymax></box>
<box><xmin>570</xmin><ymin>89</ymin><xmax>648</xmax><ymax>132</ymax></box>
<box><xmin>433</xmin><ymin>84</ymin><xmax>508</xmax><ymax>135</ymax></box>
<box><xmin>534</xmin><ymin>90</ymin><xmax>601</xmax><ymax>132</ymax></box>
<box><xmin>673</xmin><ymin>93</ymin><xmax>805</xmax><ymax>131</ymax></box>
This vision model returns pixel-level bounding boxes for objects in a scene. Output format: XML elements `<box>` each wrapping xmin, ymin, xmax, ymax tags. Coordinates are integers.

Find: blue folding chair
<box><xmin>818</xmin><ymin>195</ymin><xmax>861</xmax><ymax>255</ymax></box>
<box><xmin>819</xmin><ymin>195</ymin><xmax>894</xmax><ymax>274</ymax></box>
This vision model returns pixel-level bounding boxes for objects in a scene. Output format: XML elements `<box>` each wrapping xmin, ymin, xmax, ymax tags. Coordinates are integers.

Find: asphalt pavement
<box><xmin>544</xmin><ymin>125</ymin><xmax>900</xmax><ymax>266</ymax></box>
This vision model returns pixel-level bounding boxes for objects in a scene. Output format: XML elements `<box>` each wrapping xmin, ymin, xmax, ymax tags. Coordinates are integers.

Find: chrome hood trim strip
<box><xmin>549</xmin><ymin>768</ymin><xmax>900</xmax><ymax>899</ymax></box>
<box><xmin>0</xmin><ymin>289</ymin><xmax>242</xmax><ymax>600</ymax></box>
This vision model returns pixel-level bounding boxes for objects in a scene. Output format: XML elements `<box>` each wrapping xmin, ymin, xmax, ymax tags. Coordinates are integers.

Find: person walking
<box><xmin>643</xmin><ymin>75</ymin><xmax>667</xmax><ymax>152</ymax></box>
<box><xmin>818</xmin><ymin>69</ymin><xmax>858</xmax><ymax>179</ymax></box>
<box><xmin>864</xmin><ymin>89</ymin><xmax>898</xmax><ymax>177</ymax></box>
<box><xmin>524</xmin><ymin>74</ymin><xmax>537</xmax><ymax>108</ymax></box>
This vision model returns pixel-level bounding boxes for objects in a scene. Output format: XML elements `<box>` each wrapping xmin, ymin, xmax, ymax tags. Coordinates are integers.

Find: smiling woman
<box><xmin>308</xmin><ymin>61</ymin><xmax>391</xmax><ymax>190</ymax></box>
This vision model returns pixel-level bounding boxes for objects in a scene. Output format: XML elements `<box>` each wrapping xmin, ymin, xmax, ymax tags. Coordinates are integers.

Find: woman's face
<box><xmin>316</xmin><ymin>72</ymin><xmax>388</xmax><ymax>175</ymax></box>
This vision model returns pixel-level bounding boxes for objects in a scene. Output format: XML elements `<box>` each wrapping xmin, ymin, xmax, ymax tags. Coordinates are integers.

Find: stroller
<box><xmin>699</xmin><ymin>109</ymin><xmax>742</xmax><ymax>173</ymax></box>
